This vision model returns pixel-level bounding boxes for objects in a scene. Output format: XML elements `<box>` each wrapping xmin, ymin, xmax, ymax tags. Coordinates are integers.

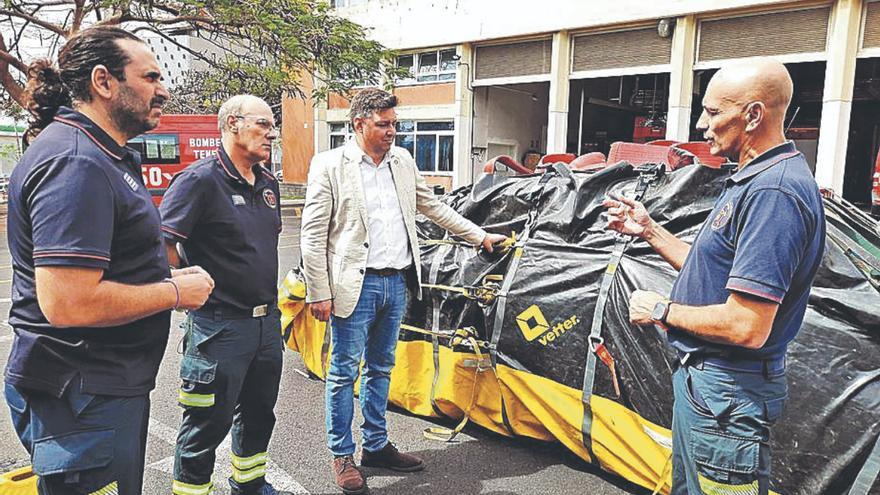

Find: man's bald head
<box><xmin>708</xmin><ymin>59</ymin><xmax>793</xmax><ymax>126</ymax></box>
<box><xmin>697</xmin><ymin>59</ymin><xmax>793</xmax><ymax>163</ymax></box>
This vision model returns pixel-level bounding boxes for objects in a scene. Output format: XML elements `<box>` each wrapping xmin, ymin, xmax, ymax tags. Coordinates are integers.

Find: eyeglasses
<box><xmin>235</xmin><ymin>115</ymin><xmax>278</xmax><ymax>133</ymax></box>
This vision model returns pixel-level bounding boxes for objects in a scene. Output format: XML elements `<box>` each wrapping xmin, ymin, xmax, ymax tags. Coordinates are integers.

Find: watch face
<box><xmin>651</xmin><ymin>301</ymin><xmax>668</xmax><ymax>322</ymax></box>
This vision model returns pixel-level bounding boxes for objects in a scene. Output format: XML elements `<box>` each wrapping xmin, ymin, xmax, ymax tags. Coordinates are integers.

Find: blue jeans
<box><xmin>671</xmin><ymin>361</ymin><xmax>788</xmax><ymax>495</ymax></box>
<box><xmin>325</xmin><ymin>272</ymin><xmax>407</xmax><ymax>457</ymax></box>
<box><xmin>5</xmin><ymin>381</ymin><xmax>150</xmax><ymax>495</ymax></box>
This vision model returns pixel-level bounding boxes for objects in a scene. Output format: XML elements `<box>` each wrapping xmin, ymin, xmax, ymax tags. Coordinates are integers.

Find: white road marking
<box><xmin>147</xmin><ymin>418</ymin><xmax>309</xmax><ymax>494</ymax></box>
<box><xmin>0</xmin><ymin>298</ymin><xmax>11</xmax><ymax>303</ymax></box>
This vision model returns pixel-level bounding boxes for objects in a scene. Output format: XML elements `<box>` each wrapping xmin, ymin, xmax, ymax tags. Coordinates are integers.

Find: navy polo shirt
<box><xmin>668</xmin><ymin>142</ymin><xmax>826</xmax><ymax>360</ymax></box>
<box><xmin>5</xmin><ymin>107</ymin><xmax>171</xmax><ymax>397</ymax></box>
<box><xmin>160</xmin><ymin>145</ymin><xmax>281</xmax><ymax>312</ymax></box>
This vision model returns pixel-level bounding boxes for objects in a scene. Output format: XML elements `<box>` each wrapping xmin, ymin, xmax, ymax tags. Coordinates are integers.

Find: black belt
<box><xmin>194</xmin><ymin>302</ymin><xmax>273</xmax><ymax>320</ymax></box>
<box><xmin>679</xmin><ymin>351</ymin><xmax>786</xmax><ymax>377</ymax></box>
<box><xmin>365</xmin><ymin>267</ymin><xmax>405</xmax><ymax>277</ymax></box>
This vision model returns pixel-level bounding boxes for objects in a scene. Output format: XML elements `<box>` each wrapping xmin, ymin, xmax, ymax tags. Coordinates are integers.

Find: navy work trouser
<box><xmin>5</xmin><ymin>380</ymin><xmax>150</xmax><ymax>495</ymax></box>
<box><xmin>172</xmin><ymin>308</ymin><xmax>283</xmax><ymax>495</ymax></box>
<box><xmin>671</xmin><ymin>359</ymin><xmax>788</xmax><ymax>495</ymax></box>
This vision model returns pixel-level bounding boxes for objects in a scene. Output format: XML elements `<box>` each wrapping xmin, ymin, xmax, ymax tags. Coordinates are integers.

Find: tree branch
<box><xmin>0</xmin><ymin>50</ymin><xmax>28</xmax><ymax>74</ymax></box>
<box><xmin>0</xmin><ymin>36</ymin><xmax>26</xmax><ymax>107</ymax></box>
<box><xmin>71</xmin><ymin>0</ymin><xmax>86</xmax><ymax>33</ymax></box>
<box><xmin>0</xmin><ymin>7</ymin><xmax>65</xmax><ymax>36</ymax></box>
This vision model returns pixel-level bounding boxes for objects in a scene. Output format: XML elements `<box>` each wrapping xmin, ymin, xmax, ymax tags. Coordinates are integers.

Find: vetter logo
<box><xmin>516</xmin><ymin>304</ymin><xmax>580</xmax><ymax>346</ymax></box>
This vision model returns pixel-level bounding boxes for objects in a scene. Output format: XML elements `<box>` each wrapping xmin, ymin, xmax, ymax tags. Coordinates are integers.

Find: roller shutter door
<box><xmin>474</xmin><ymin>39</ymin><xmax>552</xmax><ymax>80</ymax></box>
<box><xmin>698</xmin><ymin>8</ymin><xmax>830</xmax><ymax>62</ymax></box>
<box><xmin>572</xmin><ymin>28</ymin><xmax>671</xmax><ymax>72</ymax></box>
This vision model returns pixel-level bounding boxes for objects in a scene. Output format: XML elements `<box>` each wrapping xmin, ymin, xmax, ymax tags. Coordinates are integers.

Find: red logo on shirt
<box><xmin>711</xmin><ymin>202</ymin><xmax>732</xmax><ymax>230</ymax></box>
<box><xmin>262</xmin><ymin>189</ymin><xmax>277</xmax><ymax>209</ymax></box>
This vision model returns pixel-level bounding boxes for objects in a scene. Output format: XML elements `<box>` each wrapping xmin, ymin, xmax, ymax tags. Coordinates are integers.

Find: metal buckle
<box><xmin>252</xmin><ymin>304</ymin><xmax>268</xmax><ymax>318</ymax></box>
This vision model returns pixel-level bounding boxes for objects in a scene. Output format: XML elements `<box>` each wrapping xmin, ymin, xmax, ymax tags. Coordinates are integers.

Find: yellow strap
<box><xmin>650</xmin><ymin>452</ymin><xmax>673</xmax><ymax>495</ymax></box>
<box><xmin>423</xmin><ymin>336</ymin><xmax>488</xmax><ymax>443</ymax></box>
<box><xmin>421</xmin><ymin>283</ymin><xmax>471</xmax><ymax>296</ymax></box>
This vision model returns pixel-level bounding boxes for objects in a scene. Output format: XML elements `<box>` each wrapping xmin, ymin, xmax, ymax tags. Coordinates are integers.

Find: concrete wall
<box><xmin>281</xmin><ymin>75</ymin><xmax>316</xmax><ymax>184</ymax></box>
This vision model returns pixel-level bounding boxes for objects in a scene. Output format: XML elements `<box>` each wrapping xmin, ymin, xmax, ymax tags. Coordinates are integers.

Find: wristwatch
<box><xmin>651</xmin><ymin>299</ymin><xmax>671</xmax><ymax>325</ymax></box>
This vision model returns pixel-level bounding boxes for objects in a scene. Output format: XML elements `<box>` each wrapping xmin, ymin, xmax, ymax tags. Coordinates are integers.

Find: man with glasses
<box><xmin>160</xmin><ymin>94</ymin><xmax>286</xmax><ymax>495</ymax></box>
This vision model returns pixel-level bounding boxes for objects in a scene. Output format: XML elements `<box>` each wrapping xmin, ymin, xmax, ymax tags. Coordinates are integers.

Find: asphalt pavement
<box><xmin>0</xmin><ymin>211</ymin><xmax>646</xmax><ymax>495</ymax></box>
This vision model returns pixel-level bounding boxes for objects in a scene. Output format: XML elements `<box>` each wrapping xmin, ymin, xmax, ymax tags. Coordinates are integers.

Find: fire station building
<box><xmin>281</xmin><ymin>0</ymin><xmax>880</xmax><ymax>208</ymax></box>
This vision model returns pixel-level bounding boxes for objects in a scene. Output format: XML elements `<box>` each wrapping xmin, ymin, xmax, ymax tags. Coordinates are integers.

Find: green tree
<box><xmin>0</xmin><ymin>0</ymin><xmax>402</xmax><ymax>114</ymax></box>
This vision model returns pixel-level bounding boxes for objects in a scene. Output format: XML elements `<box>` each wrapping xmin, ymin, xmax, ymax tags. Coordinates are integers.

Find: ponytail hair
<box><xmin>24</xmin><ymin>59</ymin><xmax>71</xmax><ymax>144</ymax></box>
<box><xmin>22</xmin><ymin>26</ymin><xmax>142</xmax><ymax>143</ymax></box>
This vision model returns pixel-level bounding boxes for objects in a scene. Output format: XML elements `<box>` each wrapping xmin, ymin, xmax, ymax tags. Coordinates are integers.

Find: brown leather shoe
<box><xmin>332</xmin><ymin>456</ymin><xmax>367</xmax><ymax>495</ymax></box>
<box><xmin>361</xmin><ymin>442</ymin><xmax>425</xmax><ymax>472</ymax></box>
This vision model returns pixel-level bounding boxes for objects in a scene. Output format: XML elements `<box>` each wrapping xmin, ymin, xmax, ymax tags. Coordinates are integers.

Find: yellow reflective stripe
<box><xmin>172</xmin><ymin>479</ymin><xmax>214</xmax><ymax>495</ymax></box>
<box><xmin>89</xmin><ymin>481</ymin><xmax>118</xmax><ymax>495</ymax></box>
<box><xmin>231</xmin><ymin>464</ymin><xmax>267</xmax><ymax>483</ymax></box>
<box><xmin>230</xmin><ymin>451</ymin><xmax>268</xmax><ymax>470</ymax></box>
<box><xmin>697</xmin><ymin>474</ymin><xmax>759</xmax><ymax>495</ymax></box>
<box><xmin>178</xmin><ymin>390</ymin><xmax>215</xmax><ymax>407</ymax></box>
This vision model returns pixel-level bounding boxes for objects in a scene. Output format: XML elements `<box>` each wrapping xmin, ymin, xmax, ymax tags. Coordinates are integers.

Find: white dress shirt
<box><xmin>349</xmin><ymin>140</ymin><xmax>412</xmax><ymax>270</ymax></box>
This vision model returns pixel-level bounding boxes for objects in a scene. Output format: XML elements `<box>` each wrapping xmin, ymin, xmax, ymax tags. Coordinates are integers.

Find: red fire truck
<box><xmin>873</xmin><ymin>148</ymin><xmax>880</xmax><ymax>218</ymax></box>
<box><xmin>127</xmin><ymin>114</ymin><xmax>220</xmax><ymax>204</ymax></box>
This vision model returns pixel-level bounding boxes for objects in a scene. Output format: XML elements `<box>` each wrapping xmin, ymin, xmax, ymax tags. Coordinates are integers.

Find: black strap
<box><xmin>580</xmin><ymin>163</ymin><xmax>664</xmax><ymax>459</ymax></box>
<box><xmin>849</xmin><ymin>432</ymin><xmax>880</xmax><ymax>495</ymax></box>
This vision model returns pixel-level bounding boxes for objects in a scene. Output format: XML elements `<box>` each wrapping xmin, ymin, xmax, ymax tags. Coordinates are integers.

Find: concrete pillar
<box><xmin>815</xmin><ymin>0</ymin><xmax>863</xmax><ymax>191</ymax></box>
<box><xmin>547</xmin><ymin>31</ymin><xmax>571</xmax><ymax>154</ymax></box>
<box><xmin>666</xmin><ymin>15</ymin><xmax>698</xmax><ymax>142</ymax></box>
<box><xmin>453</xmin><ymin>43</ymin><xmax>474</xmax><ymax>188</ymax></box>
<box><xmin>313</xmin><ymin>86</ymin><xmax>329</xmax><ymax>156</ymax></box>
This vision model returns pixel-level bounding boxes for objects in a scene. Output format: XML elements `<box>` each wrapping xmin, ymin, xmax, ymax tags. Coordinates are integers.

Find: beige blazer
<box><xmin>300</xmin><ymin>142</ymin><xmax>486</xmax><ymax>318</ymax></box>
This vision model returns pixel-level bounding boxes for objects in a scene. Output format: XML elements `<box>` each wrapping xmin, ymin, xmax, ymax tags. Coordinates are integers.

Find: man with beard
<box><xmin>160</xmin><ymin>95</ymin><xmax>284</xmax><ymax>495</ymax></box>
<box><xmin>603</xmin><ymin>59</ymin><xmax>825</xmax><ymax>494</ymax></box>
<box><xmin>5</xmin><ymin>26</ymin><xmax>214</xmax><ymax>495</ymax></box>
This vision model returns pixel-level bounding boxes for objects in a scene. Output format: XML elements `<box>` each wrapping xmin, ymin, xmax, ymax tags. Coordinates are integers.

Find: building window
<box><xmin>330</xmin><ymin>0</ymin><xmax>366</xmax><ymax>7</ymax></box>
<box><xmin>128</xmin><ymin>134</ymin><xmax>180</xmax><ymax>165</ymax></box>
<box><xmin>396</xmin><ymin>49</ymin><xmax>457</xmax><ymax>84</ymax></box>
<box><xmin>329</xmin><ymin>122</ymin><xmax>354</xmax><ymax>150</ymax></box>
<box><xmin>328</xmin><ymin>120</ymin><xmax>455</xmax><ymax>173</ymax></box>
<box><xmin>395</xmin><ymin>121</ymin><xmax>454</xmax><ymax>172</ymax></box>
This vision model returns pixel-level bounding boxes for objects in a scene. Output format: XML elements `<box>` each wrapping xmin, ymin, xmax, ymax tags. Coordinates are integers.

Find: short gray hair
<box><xmin>348</xmin><ymin>88</ymin><xmax>398</xmax><ymax>124</ymax></box>
<box><xmin>218</xmin><ymin>94</ymin><xmax>268</xmax><ymax>132</ymax></box>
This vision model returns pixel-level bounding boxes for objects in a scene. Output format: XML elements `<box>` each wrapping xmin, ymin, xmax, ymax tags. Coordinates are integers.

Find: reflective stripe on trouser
<box><xmin>89</xmin><ymin>481</ymin><xmax>119</xmax><ymax>495</ymax></box>
<box><xmin>173</xmin><ymin>310</ymin><xmax>283</xmax><ymax>493</ymax></box>
<box><xmin>172</xmin><ymin>479</ymin><xmax>214</xmax><ymax>495</ymax></box>
<box><xmin>231</xmin><ymin>451</ymin><xmax>268</xmax><ymax>483</ymax></box>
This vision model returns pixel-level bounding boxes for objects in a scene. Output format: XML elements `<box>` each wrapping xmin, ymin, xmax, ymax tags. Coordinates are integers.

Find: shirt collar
<box><xmin>344</xmin><ymin>138</ymin><xmax>392</xmax><ymax>168</ymax></box>
<box><xmin>216</xmin><ymin>144</ymin><xmax>272</xmax><ymax>188</ymax></box>
<box><xmin>53</xmin><ymin>106</ymin><xmax>131</xmax><ymax>162</ymax></box>
<box><xmin>727</xmin><ymin>141</ymin><xmax>798</xmax><ymax>184</ymax></box>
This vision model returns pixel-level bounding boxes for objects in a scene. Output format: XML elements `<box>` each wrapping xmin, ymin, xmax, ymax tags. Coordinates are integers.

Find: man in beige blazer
<box><xmin>301</xmin><ymin>88</ymin><xmax>505</xmax><ymax>495</ymax></box>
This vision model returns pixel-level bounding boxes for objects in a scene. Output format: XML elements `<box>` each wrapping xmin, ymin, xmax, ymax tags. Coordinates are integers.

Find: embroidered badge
<box><xmin>231</xmin><ymin>194</ymin><xmax>246</xmax><ymax>206</ymax></box>
<box><xmin>262</xmin><ymin>189</ymin><xmax>277</xmax><ymax>209</ymax></box>
<box><xmin>711</xmin><ymin>202</ymin><xmax>732</xmax><ymax>231</ymax></box>
<box><xmin>122</xmin><ymin>172</ymin><xmax>139</xmax><ymax>192</ymax></box>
